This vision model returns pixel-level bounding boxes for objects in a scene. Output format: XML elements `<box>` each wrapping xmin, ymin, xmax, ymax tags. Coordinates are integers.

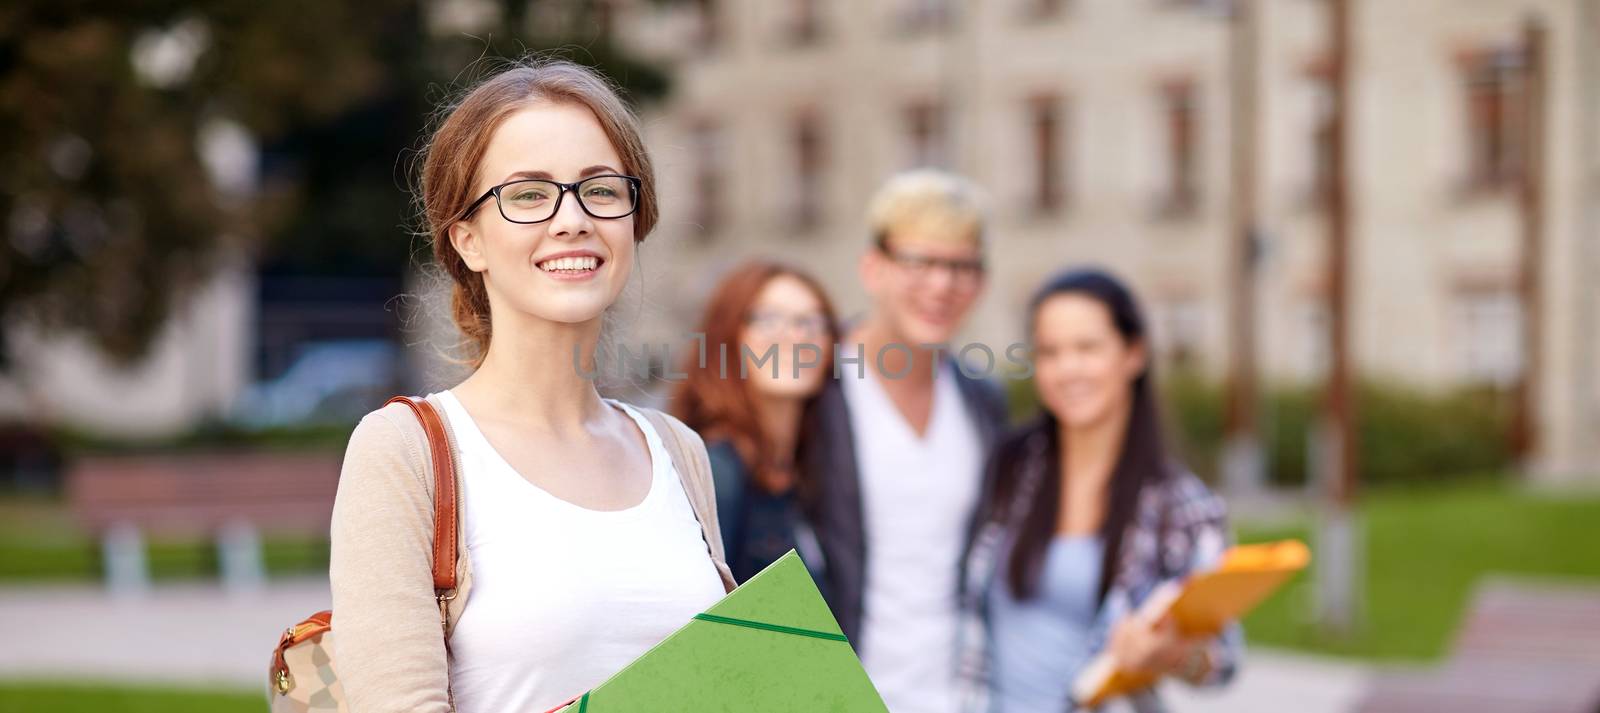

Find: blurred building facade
<box><xmin>616</xmin><ymin>0</ymin><xmax>1600</xmax><ymax>482</ymax></box>
<box><xmin>0</xmin><ymin>263</ymin><xmax>255</xmax><ymax>438</ymax></box>
<box><xmin>3</xmin><ymin>0</ymin><xmax>1593</xmax><ymax>481</ymax></box>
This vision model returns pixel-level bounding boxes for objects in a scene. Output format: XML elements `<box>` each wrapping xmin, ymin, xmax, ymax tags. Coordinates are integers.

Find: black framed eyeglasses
<box><xmin>875</xmin><ymin>237</ymin><xmax>986</xmax><ymax>286</ymax></box>
<box><xmin>460</xmin><ymin>174</ymin><xmax>642</xmax><ymax>224</ymax></box>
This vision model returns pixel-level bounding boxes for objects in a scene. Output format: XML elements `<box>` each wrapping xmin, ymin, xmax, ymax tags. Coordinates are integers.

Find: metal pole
<box><xmin>1513</xmin><ymin>16</ymin><xmax>1548</xmax><ymax>467</ymax></box>
<box><xmin>1577</xmin><ymin>0</ymin><xmax>1600</xmax><ymax>476</ymax></box>
<box><xmin>1315</xmin><ymin>0</ymin><xmax>1361</xmax><ymax>637</ymax></box>
<box><xmin>1326</xmin><ymin>0</ymin><xmax>1358</xmax><ymax>512</ymax></box>
<box><xmin>1224</xmin><ymin>0</ymin><xmax>1266</xmax><ymax>495</ymax></box>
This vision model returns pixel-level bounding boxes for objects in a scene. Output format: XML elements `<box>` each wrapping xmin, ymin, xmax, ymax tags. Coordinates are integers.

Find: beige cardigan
<box><xmin>328</xmin><ymin>396</ymin><xmax>736</xmax><ymax>713</ymax></box>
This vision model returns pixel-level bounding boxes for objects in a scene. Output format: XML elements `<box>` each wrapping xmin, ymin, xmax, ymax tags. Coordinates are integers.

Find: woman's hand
<box><xmin>1108</xmin><ymin>614</ymin><xmax>1210</xmax><ymax>680</ymax></box>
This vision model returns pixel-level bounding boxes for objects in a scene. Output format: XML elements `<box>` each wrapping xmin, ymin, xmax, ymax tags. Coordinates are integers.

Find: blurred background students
<box><xmin>958</xmin><ymin>268</ymin><xmax>1239</xmax><ymax>713</ymax></box>
<box><xmin>800</xmin><ymin>170</ymin><xmax>1009</xmax><ymax>713</ymax></box>
<box><xmin>672</xmin><ymin>261</ymin><xmax>838</xmax><ymax>586</ymax></box>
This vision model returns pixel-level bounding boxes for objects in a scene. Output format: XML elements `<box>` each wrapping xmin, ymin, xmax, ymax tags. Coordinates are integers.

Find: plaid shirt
<box><xmin>956</xmin><ymin>429</ymin><xmax>1242</xmax><ymax>713</ymax></box>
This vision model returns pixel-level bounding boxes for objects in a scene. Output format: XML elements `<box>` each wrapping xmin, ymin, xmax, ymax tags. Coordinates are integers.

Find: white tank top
<box><xmin>434</xmin><ymin>390</ymin><xmax>726</xmax><ymax>713</ymax></box>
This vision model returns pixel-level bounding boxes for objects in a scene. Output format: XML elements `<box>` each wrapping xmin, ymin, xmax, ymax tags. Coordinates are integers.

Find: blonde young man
<box><xmin>800</xmin><ymin>170</ymin><xmax>1008</xmax><ymax>713</ymax></box>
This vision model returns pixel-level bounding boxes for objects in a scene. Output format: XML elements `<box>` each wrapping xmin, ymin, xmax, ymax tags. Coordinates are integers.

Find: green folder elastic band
<box><xmin>692</xmin><ymin>613</ymin><xmax>851</xmax><ymax>642</ymax></box>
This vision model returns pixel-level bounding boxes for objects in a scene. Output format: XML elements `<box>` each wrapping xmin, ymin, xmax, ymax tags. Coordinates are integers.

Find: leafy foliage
<box><xmin>0</xmin><ymin>1</ymin><xmax>671</xmax><ymax>365</ymax></box>
<box><xmin>1008</xmin><ymin>371</ymin><xmax>1514</xmax><ymax>486</ymax></box>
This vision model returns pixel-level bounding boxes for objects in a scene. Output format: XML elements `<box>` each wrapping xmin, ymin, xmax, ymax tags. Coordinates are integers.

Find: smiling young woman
<box><xmin>326</xmin><ymin>60</ymin><xmax>736</xmax><ymax>713</ymax></box>
<box><xmin>955</xmin><ymin>268</ymin><xmax>1239</xmax><ymax>713</ymax></box>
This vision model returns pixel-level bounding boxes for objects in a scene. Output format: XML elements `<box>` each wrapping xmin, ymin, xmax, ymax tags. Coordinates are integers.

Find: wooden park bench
<box><xmin>66</xmin><ymin>452</ymin><xmax>341</xmax><ymax>594</ymax></box>
<box><xmin>1357</xmin><ymin>578</ymin><xmax>1600</xmax><ymax>713</ymax></box>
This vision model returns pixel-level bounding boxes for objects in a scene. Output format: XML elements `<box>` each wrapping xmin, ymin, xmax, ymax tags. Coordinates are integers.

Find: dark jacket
<box><xmin>707</xmin><ymin>439</ymin><xmax>827</xmax><ymax>589</ymax></box>
<box><xmin>797</xmin><ymin>362</ymin><xmax>1008</xmax><ymax>648</ymax></box>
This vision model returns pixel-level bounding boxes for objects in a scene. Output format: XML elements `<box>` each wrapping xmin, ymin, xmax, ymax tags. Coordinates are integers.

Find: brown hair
<box><xmin>671</xmin><ymin>262</ymin><xmax>838</xmax><ymax>494</ymax></box>
<box><xmin>417</xmin><ymin>59</ymin><xmax>659</xmax><ymax>367</ymax></box>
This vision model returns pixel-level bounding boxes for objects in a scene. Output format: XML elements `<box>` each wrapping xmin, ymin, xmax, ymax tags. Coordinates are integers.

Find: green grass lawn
<box><xmin>0</xmin><ymin>495</ymin><xmax>327</xmax><ymax>581</ymax></box>
<box><xmin>2</xmin><ymin>483</ymin><xmax>1597</xmax><ymax>711</ymax></box>
<box><xmin>0</xmin><ymin>682</ymin><xmax>265</xmax><ymax>713</ymax></box>
<box><xmin>0</xmin><ymin>536</ymin><xmax>329</xmax><ymax>581</ymax></box>
<box><xmin>1236</xmin><ymin>483</ymin><xmax>1600</xmax><ymax>661</ymax></box>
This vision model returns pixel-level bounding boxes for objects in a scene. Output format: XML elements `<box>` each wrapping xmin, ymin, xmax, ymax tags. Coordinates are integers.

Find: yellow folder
<box><xmin>1071</xmin><ymin>539</ymin><xmax>1311</xmax><ymax>708</ymax></box>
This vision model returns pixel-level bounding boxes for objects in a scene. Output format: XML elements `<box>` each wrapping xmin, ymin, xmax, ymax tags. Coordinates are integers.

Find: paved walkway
<box><xmin>1164</xmin><ymin>649</ymin><xmax>1372</xmax><ymax>713</ymax></box>
<box><xmin>0</xmin><ymin>580</ymin><xmax>1372</xmax><ymax>712</ymax></box>
<box><xmin>0</xmin><ymin>578</ymin><xmax>331</xmax><ymax>689</ymax></box>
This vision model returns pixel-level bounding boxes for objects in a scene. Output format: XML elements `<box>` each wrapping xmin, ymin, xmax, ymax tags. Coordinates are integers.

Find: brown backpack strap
<box><xmin>386</xmin><ymin>395</ymin><xmax>459</xmax><ymax>592</ymax></box>
<box><xmin>274</xmin><ymin>398</ymin><xmax>462</xmax><ymax>705</ymax></box>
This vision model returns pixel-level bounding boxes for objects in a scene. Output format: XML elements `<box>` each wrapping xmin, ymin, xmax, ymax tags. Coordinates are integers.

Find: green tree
<box><xmin>0</xmin><ymin>1</ymin><xmax>671</xmax><ymax>365</ymax></box>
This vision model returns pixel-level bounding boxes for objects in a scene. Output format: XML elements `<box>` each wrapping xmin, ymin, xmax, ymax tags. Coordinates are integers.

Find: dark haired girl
<box><xmin>956</xmin><ymin>268</ymin><xmax>1240</xmax><ymax>713</ymax></box>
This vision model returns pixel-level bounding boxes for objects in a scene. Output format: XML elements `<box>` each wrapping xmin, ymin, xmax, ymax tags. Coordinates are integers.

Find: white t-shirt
<box><xmin>841</xmin><ymin>363</ymin><xmax>985</xmax><ymax>713</ymax></box>
<box><xmin>435</xmin><ymin>391</ymin><xmax>726</xmax><ymax>713</ymax></box>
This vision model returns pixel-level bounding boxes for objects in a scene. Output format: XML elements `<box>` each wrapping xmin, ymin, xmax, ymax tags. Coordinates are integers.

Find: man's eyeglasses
<box><xmin>875</xmin><ymin>238</ymin><xmax>986</xmax><ymax>286</ymax></box>
<box><xmin>460</xmin><ymin>175</ymin><xmax>642</xmax><ymax>224</ymax></box>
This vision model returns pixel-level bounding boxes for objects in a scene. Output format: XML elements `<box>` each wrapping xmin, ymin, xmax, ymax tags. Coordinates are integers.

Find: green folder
<box><xmin>550</xmin><ymin>551</ymin><xmax>888</xmax><ymax>712</ymax></box>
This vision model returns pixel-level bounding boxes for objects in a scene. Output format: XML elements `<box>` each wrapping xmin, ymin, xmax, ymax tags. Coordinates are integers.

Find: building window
<box><xmin>1159</xmin><ymin>0</ymin><xmax>1227</xmax><ymax>11</ymax></box>
<box><xmin>1153</xmin><ymin>294</ymin><xmax>1205</xmax><ymax>371</ymax></box>
<box><xmin>1019</xmin><ymin>0</ymin><xmax>1067</xmax><ymax>21</ymax></box>
<box><xmin>689</xmin><ymin>120</ymin><xmax>724</xmax><ymax>239</ymax></box>
<box><xmin>1310</xmin><ymin>89</ymin><xmax>1335</xmax><ymax>209</ymax></box>
<box><xmin>1157</xmin><ymin>79</ymin><xmax>1200</xmax><ymax>218</ymax></box>
<box><xmin>896</xmin><ymin>0</ymin><xmax>954</xmax><ymax>34</ymax></box>
<box><xmin>1297</xmin><ymin>299</ymin><xmax>1330</xmax><ymax>379</ymax></box>
<box><xmin>785</xmin><ymin>0</ymin><xmax>825</xmax><ymax>45</ymax></box>
<box><xmin>1452</xmin><ymin>286</ymin><xmax>1522</xmax><ymax>386</ymax></box>
<box><xmin>904</xmin><ymin>99</ymin><xmax>948</xmax><ymax>168</ymax></box>
<box><xmin>1459</xmin><ymin>46</ymin><xmax>1525</xmax><ymax>192</ymax></box>
<box><xmin>1300</xmin><ymin>58</ymin><xmax>1335</xmax><ymax>211</ymax></box>
<box><xmin>1027</xmin><ymin>95</ymin><xmax>1068</xmax><ymax>215</ymax></box>
<box><xmin>691</xmin><ymin>0</ymin><xmax>721</xmax><ymax>51</ymax></box>
<box><xmin>790</xmin><ymin>110</ymin><xmax>827</xmax><ymax>232</ymax></box>
<box><xmin>590</xmin><ymin>0</ymin><xmax>616</xmax><ymax>39</ymax></box>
